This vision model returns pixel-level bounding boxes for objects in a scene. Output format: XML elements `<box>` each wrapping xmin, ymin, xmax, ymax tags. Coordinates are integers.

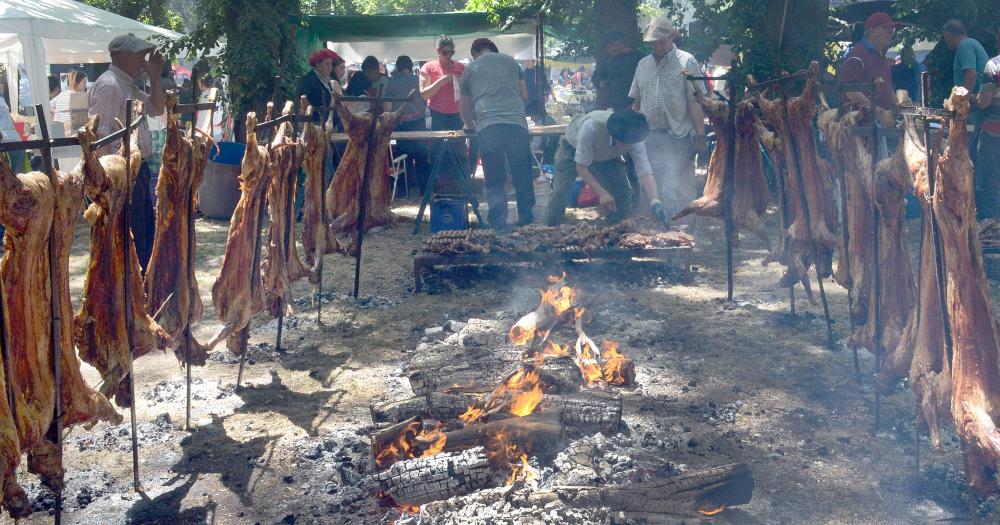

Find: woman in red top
<box><xmin>419</xmin><ymin>35</ymin><xmax>466</xmax><ymax>131</ymax></box>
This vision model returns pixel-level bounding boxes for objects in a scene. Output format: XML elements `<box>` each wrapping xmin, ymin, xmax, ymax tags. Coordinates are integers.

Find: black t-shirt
<box><xmin>346</xmin><ymin>72</ymin><xmax>374</xmax><ymax>97</ymax></box>
<box><xmin>592</xmin><ymin>49</ymin><xmax>645</xmax><ymax>110</ymax></box>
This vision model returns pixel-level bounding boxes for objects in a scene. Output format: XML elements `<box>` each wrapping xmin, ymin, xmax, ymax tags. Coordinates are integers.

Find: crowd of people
<box><xmin>2</xmin><ymin>11</ymin><xmax>999</xmax><ymax>245</ymax></box>
<box><xmin>839</xmin><ymin>13</ymin><xmax>998</xmax><ymax>220</ymax></box>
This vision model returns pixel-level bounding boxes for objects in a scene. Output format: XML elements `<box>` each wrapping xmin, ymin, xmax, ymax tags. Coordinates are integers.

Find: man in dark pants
<box><xmin>460</xmin><ymin>38</ymin><xmax>534</xmax><ymax>229</ymax></box>
<box><xmin>544</xmin><ymin>109</ymin><xmax>668</xmax><ymax>226</ymax></box>
<box><xmin>88</xmin><ymin>34</ymin><xmax>166</xmax><ymax>273</ymax></box>
<box><xmin>975</xmin><ymin>44</ymin><xmax>1000</xmax><ymax>220</ymax></box>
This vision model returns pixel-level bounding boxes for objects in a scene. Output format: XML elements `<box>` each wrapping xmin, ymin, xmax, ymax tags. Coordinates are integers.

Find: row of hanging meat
<box><xmin>681</xmin><ymin>63</ymin><xmax>1000</xmax><ymax>497</ymax></box>
<box><xmin>0</xmin><ymin>93</ymin><xmax>405</xmax><ymax>517</ymax></box>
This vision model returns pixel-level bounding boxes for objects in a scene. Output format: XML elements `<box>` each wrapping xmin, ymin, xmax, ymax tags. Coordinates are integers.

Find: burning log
<box><xmin>508</xmin><ymin>275</ymin><xmax>577</xmax><ymax>347</ymax></box>
<box><xmin>408</xmin><ymin>352</ymin><xmax>584</xmax><ymax>397</ymax></box>
<box><xmin>371</xmin><ymin>393</ymin><xmax>476</xmax><ymax>425</ymax></box>
<box><xmin>525</xmin><ymin>462</ymin><xmax>754</xmax><ymax>520</ymax></box>
<box><xmin>363</xmin><ymin>447</ymin><xmax>496</xmax><ymax>506</ymax></box>
<box><xmin>573</xmin><ymin>309</ymin><xmax>636</xmax><ymax>388</ymax></box>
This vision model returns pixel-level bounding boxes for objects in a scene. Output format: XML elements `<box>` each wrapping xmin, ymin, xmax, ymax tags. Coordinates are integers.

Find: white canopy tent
<box><xmin>0</xmin><ymin>0</ymin><xmax>180</xmax><ymax>129</ymax></box>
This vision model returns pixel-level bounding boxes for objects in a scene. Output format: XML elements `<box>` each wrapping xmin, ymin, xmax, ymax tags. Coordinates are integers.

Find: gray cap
<box><xmin>643</xmin><ymin>15</ymin><xmax>678</xmax><ymax>43</ymax></box>
<box><xmin>109</xmin><ymin>34</ymin><xmax>155</xmax><ymax>55</ymax></box>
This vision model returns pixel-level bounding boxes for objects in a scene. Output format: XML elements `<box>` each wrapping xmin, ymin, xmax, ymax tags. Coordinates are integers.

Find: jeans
<box><xmin>646</xmin><ymin>130</ymin><xmax>695</xmax><ymax>218</ymax></box>
<box><xmin>478</xmin><ymin>124</ymin><xmax>535</xmax><ymax>228</ymax></box>
<box><xmin>132</xmin><ymin>161</ymin><xmax>156</xmax><ymax>275</ymax></box>
<box><xmin>976</xmin><ymin>132</ymin><xmax>1000</xmax><ymax>220</ymax></box>
<box><xmin>544</xmin><ymin>139</ymin><xmax>631</xmax><ymax>226</ymax></box>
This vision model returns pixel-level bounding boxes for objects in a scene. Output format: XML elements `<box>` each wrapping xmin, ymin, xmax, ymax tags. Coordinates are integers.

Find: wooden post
<box><xmin>722</xmin><ymin>75</ymin><xmax>740</xmax><ymax>302</ymax></box>
<box><xmin>868</xmin><ymin>79</ymin><xmax>883</xmax><ymax>430</ymax></box>
<box><xmin>121</xmin><ymin>99</ymin><xmax>141</xmax><ymax>490</ymax></box>
<box><xmin>353</xmin><ymin>102</ymin><xmax>381</xmax><ymax>298</ymax></box>
<box><xmin>184</xmin><ymin>68</ymin><xmax>199</xmax><ymax>431</ymax></box>
<box><xmin>35</xmin><ymin>105</ymin><xmax>64</xmax><ymax>524</ymax></box>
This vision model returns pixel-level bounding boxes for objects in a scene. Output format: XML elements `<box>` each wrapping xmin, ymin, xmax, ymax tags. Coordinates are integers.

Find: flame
<box><xmin>575</xmin><ymin>333</ymin><xmax>605</xmax><ymax>386</ymax></box>
<box><xmin>506</xmin><ymin>452</ymin><xmax>539</xmax><ymax>485</ymax></box>
<box><xmin>699</xmin><ymin>505</ymin><xmax>726</xmax><ymax>516</ymax></box>
<box><xmin>374</xmin><ymin>420</ymin><xmax>448</xmax><ymax>468</ymax></box>
<box><xmin>398</xmin><ymin>503</ymin><xmax>421</xmax><ymax>514</ymax></box>
<box><xmin>542</xmin><ymin>341</ymin><xmax>570</xmax><ymax>357</ymax></box>
<box><xmin>601</xmin><ymin>340</ymin><xmax>629</xmax><ymax>385</ymax></box>
<box><xmin>541</xmin><ymin>285</ymin><xmax>576</xmax><ymax>317</ymax></box>
<box><xmin>504</xmin><ymin>368</ymin><xmax>543</xmax><ymax>417</ymax></box>
<box><xmin>459</xmin><ymin>405</ymin><xmax>484</xmax><ymax>424</ymax></box>
<box><xmin>509</xmin><ymin>325</ymin><xmax>535</xmax><ymax>346</ymax></box>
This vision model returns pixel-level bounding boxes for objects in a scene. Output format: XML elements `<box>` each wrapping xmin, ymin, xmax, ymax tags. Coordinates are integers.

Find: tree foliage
<box><xmin>662</xmin><ymin>0</ymin><xmax>833</xmax><ymax>81</ymax></box>
<box><xmin>160</xmin><ymin>0</ymin><xmax>304</xmax><ymax>140</ymax></box>
<box><xmin>466</xmin><ymin>0</ymin><xmax>639</xmax><ymax>57</ymax></box>
<box><xmin>77</xmin><ymin>0</ymin><xmax>183</xmax><ymax>31</ymax></box>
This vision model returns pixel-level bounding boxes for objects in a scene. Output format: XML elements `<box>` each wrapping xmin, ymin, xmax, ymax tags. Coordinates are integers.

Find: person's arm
<box><xmin>460</xmin><ymin>95</ymin><xmax>475</xmax><ymax>129</ymax></box>
<box><xmin>963</xmin><ymin>68</ymin><xmax>978</xmax><ymax>92</ymax></box>
<box><xmin>520</xmin><ymin>78</ymin><xmax>529</xmax><ymax>102</ymax></box>
<box><xmin>628</xmin><ymin>66</ymin><xmax>641</xmax><ymax>111</ymax></box>
<box><xmin>576</xmin><ymin>163</ymin><xmax>615</xmax><ymax>212</ymax></box>
<box><xmin>979</xmin><ymin>64</ymin><xmax>998</xmax><ymax>109</ymax></box>
<box><xmin>840</xmin><ymin>55</ymin><xmax>872</xmax><ymax>108</ymax></box>
<box><xmin>419</xmin><ymin>68</ymin><xmax>452</xmax><ymax>100</ymax></box>
<box><xmin>145</xmin><ymin>49</ymin><xmax>166</xmax><ymax>117</ymax></box>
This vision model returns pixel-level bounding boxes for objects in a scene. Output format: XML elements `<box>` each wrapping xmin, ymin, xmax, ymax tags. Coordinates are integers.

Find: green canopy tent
<box><xmin>297</xmin><ymin>11</ymin><xmax>541</xmax><ymax>65</ymax></box>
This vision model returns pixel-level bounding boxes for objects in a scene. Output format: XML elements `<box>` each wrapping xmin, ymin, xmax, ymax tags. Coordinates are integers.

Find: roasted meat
<box><xmin>325</xmin><ymin>100</ymin><xmax>405</xmax><ymax>253</ymax></box>
<box><xmin>145</xmin><ymin>94</ymin><xmax>212</xmax><ymax>365</ymax></box>
<box><xmin>932</xmin><ymin>88</ymin><xmax>1000</xmax><ymax>495</ymax></box>
<box><xmin>210</xmin><ymin>113</ymin><xmax>271</xmax><ymax>354</ymax></box>
<box><xmin>819</xmin><ymin>107</ymin><xmax>914</xmax><ymax>354</ymax></box>
<box><xmin>673</xmin><ymin>96</ymin><xmax>770</xmax><ymax>247</ymax></box>
<box><xmin>301</xmin><ymin>111</ymin><xmax>339</xmax><ymax>282</ymax></box>
<box><xmin>261</xmin><ymin>116</ymin><xmax>308</xmax><ymax>317</ymax></box>
<box><xmin>755</xmin><ymin>63</ymin><xmax>837</xmax><ymax>300</ymax></box>
<box><xmin>1</xmin><ymin>137</ymin><xmax>120</xmax><ymax>494</ymax></box>
<box><xmin>74</xmin><ymin>118</ymin><xmax>170</xmax><ymax>408</ymax></box>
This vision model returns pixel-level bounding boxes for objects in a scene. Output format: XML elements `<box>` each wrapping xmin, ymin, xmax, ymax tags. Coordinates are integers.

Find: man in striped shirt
<box><xmin>628</xmin><ymin>15</ymin><xmax>708</xmax><ymax>220</ymax></box>
<box><xmin>88</xmin><ymin>34</ymin><xmax>166</xmax><ymax>272</ymax></box>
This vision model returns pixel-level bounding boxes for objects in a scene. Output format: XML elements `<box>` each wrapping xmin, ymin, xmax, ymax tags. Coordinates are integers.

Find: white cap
<box><xmin>643</xmin><ymin>15</ymin><xmax>678</xmax><ymax>43</ymax></box>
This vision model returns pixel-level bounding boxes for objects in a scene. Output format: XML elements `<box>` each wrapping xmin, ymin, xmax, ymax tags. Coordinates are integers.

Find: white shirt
<box><xmin>628</xmin><ymin>48</ymin><xmax>704</xmax><ymax>137</ymax></box>
<box><xmin>88</xmin><ymin>65</ymin><xmax>153</xmax><ymax>158</ymax></box>
<box><xmin>573</xmin><ymin>118</ymin><xmax>653</xmax><ymax>176</ymax></box>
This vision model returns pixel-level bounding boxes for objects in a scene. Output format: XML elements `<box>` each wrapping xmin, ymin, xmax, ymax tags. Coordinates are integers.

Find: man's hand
<box><xmin>144</xmin><ymin>49</ymin><xmax>165</xmax><ymax>76</ymax></box>
<box><xmin>651</xmin><ymin>199</ymin><xmax>669</xmax><ymax>226</ymax></box>
<box><xmin>598</xmin><ymin>190</ymin><xmax>617</xmax><ymax>212</ymax></box>
<box><xmin>692</xmin><ymin>134</ymin><xmax>708</xmax><ymax>154</ymax></box>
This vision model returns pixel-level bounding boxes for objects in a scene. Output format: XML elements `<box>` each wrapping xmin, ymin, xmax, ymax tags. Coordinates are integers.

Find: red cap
<box><xmin>865</xmin><ymin>12</ymin><xmax>901</xmax><ymax>30</ymax></box>
<box><xmin>309</xmin><ymin>49</ymin><xmax>341</xmax><ymax>68</ymax></box>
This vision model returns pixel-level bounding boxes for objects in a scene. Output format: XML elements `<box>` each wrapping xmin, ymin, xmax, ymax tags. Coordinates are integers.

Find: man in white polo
<box><xmin>628</xmin><ymin>15</ymin><xmax>707</xmax><ymax>220</ymax></box>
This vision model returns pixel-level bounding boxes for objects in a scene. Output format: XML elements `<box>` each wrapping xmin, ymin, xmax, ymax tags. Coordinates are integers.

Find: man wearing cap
<box><xmin>839</xmin><ymin>12</ymin><xmax>900</xmax><ymax>110</ymax></box>
<box><xmin>459</xmin><ymin>38</ymin><xmax>535</xmax><ymax>230</ymax></box>
<box><xmin>544</xmin><ymin>109</ymin><xmax>668</xmax><ymax>226</ymax></box>
<box><xmin>592</xmin><ymin>31</ymin><xmax>645</xmax><ymax>111</ymax></box>
<box><xmin>628</xmin><ymin>15</ymin><xmax>707</xmax><ymax>221</ymax></box>
<box><xmin>88</xmin><ymin>33</ymin><xmax>166</xmax><ymax>273</ymax></box>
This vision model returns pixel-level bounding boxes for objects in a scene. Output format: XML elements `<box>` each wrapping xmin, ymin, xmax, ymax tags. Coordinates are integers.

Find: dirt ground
<box><xmin>5</xmin><ymin>179</ymin><xmax>1000</xmax><ymax>525</ymax></box>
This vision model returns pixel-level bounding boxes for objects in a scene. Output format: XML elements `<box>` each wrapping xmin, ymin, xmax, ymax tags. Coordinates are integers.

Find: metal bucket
<box><xmin>199</xmin><ymin>141</ymin><xmax>245</xmax><ymax>220</ymax></box>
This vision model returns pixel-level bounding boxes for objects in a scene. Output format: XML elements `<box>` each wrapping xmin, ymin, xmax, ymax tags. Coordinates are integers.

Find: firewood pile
<box><xmin>422</xmin><ymin>220</ymin><xmax>694</xmax><ymax>256</ymax></box>
<box><xmin>353</xmin><ymin>274</ymin><xmax>754</xmax><ymax>522</ymax></box>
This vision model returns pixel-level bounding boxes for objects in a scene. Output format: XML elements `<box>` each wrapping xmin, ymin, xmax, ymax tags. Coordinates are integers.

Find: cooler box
<box><xmin>430</xmin><ymin>196</ymin><xmax>469</xmax><ymax>232</ymax></box>
<box><xmin>200</xmin><ymin>141</ymin><xmax>245</xmax><ymax>220</ymax></box>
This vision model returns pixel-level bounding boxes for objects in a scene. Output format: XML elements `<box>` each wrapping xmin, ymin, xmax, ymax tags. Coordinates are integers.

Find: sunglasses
<box><xmin>439</xmin><ymin>49</ymin><xmax>455</xmax><ymax>56</ymax></box>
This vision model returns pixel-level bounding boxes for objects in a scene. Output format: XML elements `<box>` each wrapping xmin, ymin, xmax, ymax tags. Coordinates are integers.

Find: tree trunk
<box><xmin>593</xmin><ymin>0</ymin><xmax>640</xmax><ymax>51</ymax></box>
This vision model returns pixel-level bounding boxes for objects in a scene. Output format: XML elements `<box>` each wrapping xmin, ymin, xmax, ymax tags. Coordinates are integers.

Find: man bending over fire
<box><xmin>544</xmin><ymin>109</ymin><xmax>669</xmax><ymax>226</ymax></box>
